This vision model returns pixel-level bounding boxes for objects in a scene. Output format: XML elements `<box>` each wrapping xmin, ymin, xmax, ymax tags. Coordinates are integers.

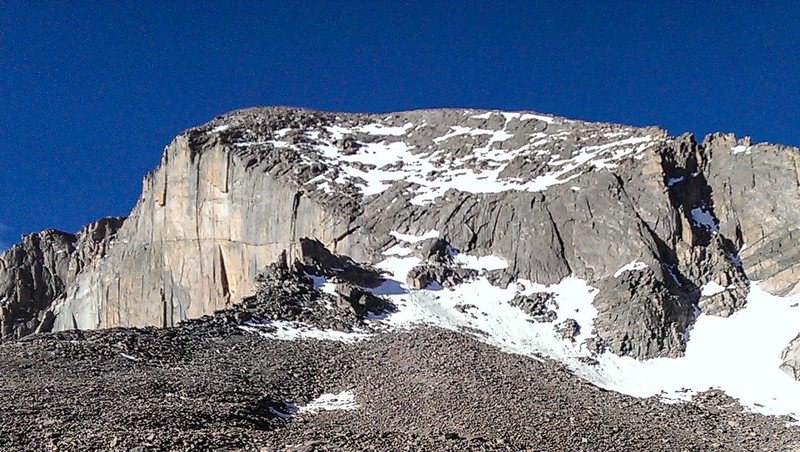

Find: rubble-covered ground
<box><xmin>2</xmin><ymin>303</ymin><xmax>800</xmax><ymax>452</ymax></box>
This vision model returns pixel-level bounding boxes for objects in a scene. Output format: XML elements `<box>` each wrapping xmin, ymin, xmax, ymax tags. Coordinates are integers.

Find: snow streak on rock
<box><xmin>613</xmin><ymin>260</ymin><xmax>649</xmax><ymax>278</ymax></box>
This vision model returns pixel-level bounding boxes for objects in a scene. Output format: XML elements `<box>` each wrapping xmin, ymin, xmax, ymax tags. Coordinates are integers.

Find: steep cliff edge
<box><xmin>702</xmin><ymin>133</ymin><xmax>800</xmax><ymax>296</ymax></box>
<box><xmin>51</xmin><ymin>123</ymin><xmax>365</xmax><ymax>332</ymax></box>
<box><xmin>3</xmin><ymin>107</ymin><xmax>798</xmax><ymax>364</ymax></box>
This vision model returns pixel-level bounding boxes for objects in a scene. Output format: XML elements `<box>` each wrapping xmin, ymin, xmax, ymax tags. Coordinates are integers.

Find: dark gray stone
<box><xmin>593</xmin><ymin>268</ymin><xmax>694</xmax><ymax>359</ymax></box>
<box><xmin>508</xmin><ymin>293</ymin><xmax>557</xmax><ymax>323</ymax></box>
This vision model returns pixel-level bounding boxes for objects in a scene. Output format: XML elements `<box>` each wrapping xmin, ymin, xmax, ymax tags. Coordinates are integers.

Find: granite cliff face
<box><xmin>2</xmin><ymin>107</ymin><xmax>798</xmax><ymax>366</ymax></box>
<box><xmin>49</xmin><ymin>131</ymin><xmax>361</xmax><ymax>332</ymax></box>
<box><xmin>0</xmin><ymin>217</ymin><xmax>123</xmax><ymax>338</ymax></box>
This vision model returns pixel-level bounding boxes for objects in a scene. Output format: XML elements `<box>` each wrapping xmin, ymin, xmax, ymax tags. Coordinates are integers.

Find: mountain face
<box><xmin>1</xmin><ymin>108</ymin><xmax>799</xmax><ymax>388</ymax></box>
<box><xmin>0</xmin><ymin>217</ymin><xmax>123</xmax><ymax>338</ymax></box>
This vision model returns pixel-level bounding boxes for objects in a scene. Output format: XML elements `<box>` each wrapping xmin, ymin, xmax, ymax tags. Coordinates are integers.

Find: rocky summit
<box><xmin>1</xmin><ymin>107</ymin><xmax>800</xmax><ymax>451</ymax></box>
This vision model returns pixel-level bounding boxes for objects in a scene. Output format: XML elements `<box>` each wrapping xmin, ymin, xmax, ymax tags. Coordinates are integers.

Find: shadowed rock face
<box><xmin>2</xmin><ymin>107</ymin><xmax>798</xmax><ymax>362</ymax></box>
<box><xmin>0</xmin><ymin>217</ymin><xmax>124</xmax><ymax>338</ymax></box>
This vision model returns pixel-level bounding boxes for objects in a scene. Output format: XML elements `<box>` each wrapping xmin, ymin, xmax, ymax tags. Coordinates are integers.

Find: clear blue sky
<box><xmin>1</xmin><ymin>2</ymin><xmax>798</xmax><ymax>249</ymax></box>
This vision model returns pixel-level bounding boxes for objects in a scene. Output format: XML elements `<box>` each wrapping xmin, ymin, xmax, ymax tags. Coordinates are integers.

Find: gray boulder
<box><xmin>406</xmin><ymin>264</ymin><xmax>478</xmax><ymax>290</ymax></box>
<box><xmin>509</xmin><ymin>293</ymin><xmax>557</xmax><ymax>323</ymax></box>
<box><xmin>555</xmin><ymin>319</ymin><xmax>581</xmax><ymax>341</ymax></box>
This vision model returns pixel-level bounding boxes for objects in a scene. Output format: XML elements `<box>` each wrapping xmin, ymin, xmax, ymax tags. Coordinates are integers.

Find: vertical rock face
<box><xmin>2</xmin><ymin>107</ymin><xmax>798</xmax><ymax>363</ymax></box>
<box><xmin>702</xmin><ymin>134</ymin><xmax>800</xmax><ymax>296</ymax></box>
<box><xmin>52</xmin><ymin>131</ymin><xmax>363</xmax><ymax>331</ymax></box>
<box><xmin>0</xmin><ymin>217</ymin><xmax>123</xmax><ymax>338</ymax></box>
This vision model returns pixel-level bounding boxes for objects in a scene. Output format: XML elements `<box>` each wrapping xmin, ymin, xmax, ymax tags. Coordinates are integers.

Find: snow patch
<box><xmin>613</xmin><ymin>260</ymin><xmax>649</xmax><ymax>278</ymax></box>
<box><xmin>470</xmin><ymin>111</ymin><xmax>555</xmax><ymax>124</ymax></box>
<box><xmin>274</xmin><ymin>128</ymin><xmax>293</xmax><ymax>138</ymax></box>
<box><xmin>453</xmin><ymin>254</ymin><xmax>509</xmax><ymax>271</ymax></box>
<box><xmin>383</xmin><ymin>244</ymin><xmax>413</xmax><ymax>257</ymax></box>
<box><xmin>666</xmin><ymin>176</ymin><xmax>685</xmax><ymax>186</ymax></box>
<box><xmin>470</xmin><ymin>112</ymin><xmax>493</xmax><ymax>119</ymax></box>
<box><xmin>239</xmin><ymin>320</ymin><xmax>369</xmax><ymax>343</ymax></box>
<box><xmin>700</xmin><ymin>281</ymin><xmax>729</xmax><ymax>297</ymax></box>
<box><xmin>358</xmin><ymin>123</ymin><xmax>413</xmax><ymax>136</ymax></box>
<box><xmin>372</xmin><ymin>255</ymin><xmax>600</xmax><ymax>362</ymax></box>
<box><xmin>507</xmin><ymin>112</ymin><xmax>555</xmax><ymax>124</ymax></box>
<box><xmin>306</xmin><ymin>274</ymin><xmax>327</xmax><ymax>290</ymax></box>
<box><xmin>298</xmin><ymin>391</ymin><xmax>359</xmax><ymax>414</ymax></box>
<box><xmin>691</xmin><ymin>205</ymin><xmax>719</xmax><ymax>233</ymax></box>
<box><xmin>390</xmin><ymin>230</ymin><xmax>440</xmax><ymax>243</ymax></box>
<box><xmin>119</xmin><ymin>353</ymin><xmax>141</xmax><ymax>362</ymax></box>
<box><xmin>433</xmin><ymin>126</ymin><xmax>500</xmax><ymax>143</ymax></box>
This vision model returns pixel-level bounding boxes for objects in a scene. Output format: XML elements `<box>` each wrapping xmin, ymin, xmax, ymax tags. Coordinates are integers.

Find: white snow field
<box><xmin>373</xmin><ymin>254</ymin><xmax>800</xmax><ymax>421</ymax></box>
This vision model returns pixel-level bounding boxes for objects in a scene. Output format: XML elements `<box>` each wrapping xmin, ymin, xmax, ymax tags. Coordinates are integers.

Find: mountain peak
<box><xmin>2</xmin><ymin>107</ymin><xmax>800</xmax><ymax>430</ymax></box>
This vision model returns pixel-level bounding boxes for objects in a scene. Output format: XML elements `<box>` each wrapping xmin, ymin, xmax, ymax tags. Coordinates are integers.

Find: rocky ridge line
<box><xmin>0</xmin><ymin>107</ymin><xmax>798</xmax><ymax>367</ymax></box>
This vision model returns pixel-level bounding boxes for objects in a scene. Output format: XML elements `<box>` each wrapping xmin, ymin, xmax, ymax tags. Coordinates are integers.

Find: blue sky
<box><xmin>1</xmin><ymin>2</ymin><xmax>798</xmax><ymax>249</ymax></box>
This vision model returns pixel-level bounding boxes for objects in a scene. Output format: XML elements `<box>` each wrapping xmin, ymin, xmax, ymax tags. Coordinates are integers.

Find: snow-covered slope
<box><xmin>248</xmin><ymin>234</ymin><xmax>800</xmax><ymax>421</ymax></box>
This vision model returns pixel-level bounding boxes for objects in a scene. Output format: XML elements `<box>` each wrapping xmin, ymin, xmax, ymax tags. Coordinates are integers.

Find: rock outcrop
<box><xmin>701</xmin><ymin>134</ymin><xmax>800</xmax><ymax>296</ymax></box>
<box><xmin>593</xmin><ymin>267</ymin><xmax>694</xmax><ymax>358</ymax></box>
<box><xmin>51</xmin><ymin>113</ymin><xmax>368</xmax><ymax>332</ymax></box>
<box><xmin>238</xmin><ymin>254</ymin><xmax>391</xmax><ymax>332</ymax></box>
<box><xmin>2</xmin><ymin>107</ymin><xmax>798</xmax><ymax>363</ymax></box>
<box><xmin>782</xmin><ymin>335</ymin><xmax>800</xmax><ymax>380</ymax></box>
<box><xmin>0</xmin><ymin>217</ymin><xmax>123</xmax><ymax>338</ymax></box>
<box><xmin>509</xmin><ymin>293</ymin><xmax>557</xmax><ymax>323</ymax></box>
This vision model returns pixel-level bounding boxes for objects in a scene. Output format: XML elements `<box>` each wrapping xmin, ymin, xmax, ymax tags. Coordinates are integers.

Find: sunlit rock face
<box><xmin>2</xmin><ymin>107</ymin><xmax>798</xmax><ymax>362</ymax></box>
